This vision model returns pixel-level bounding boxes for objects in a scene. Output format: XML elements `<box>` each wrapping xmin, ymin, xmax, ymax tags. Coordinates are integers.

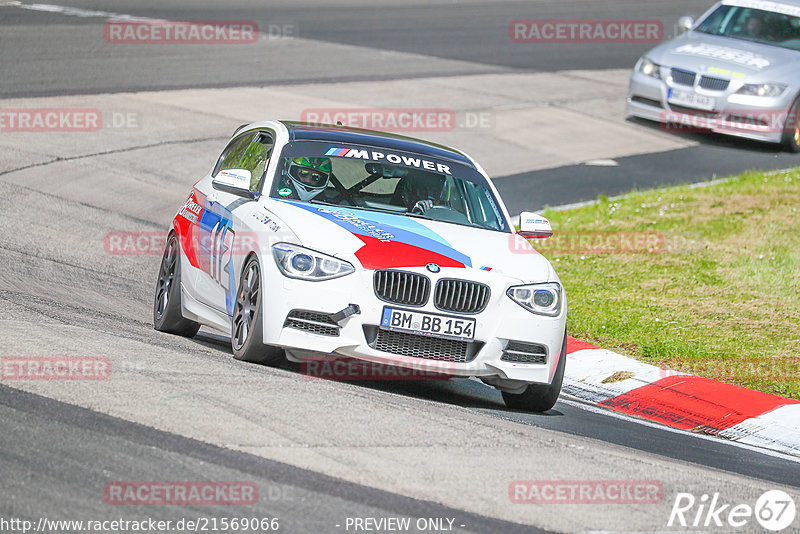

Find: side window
<box><xmin>214</xmin><ymin>133</ymin><xmax>253</xmax><ymax>177</ymax></box>
<box><xmin>213</xmin><ymin>131</ymin><xmax>274</xmax><ymax>193</ymax></box>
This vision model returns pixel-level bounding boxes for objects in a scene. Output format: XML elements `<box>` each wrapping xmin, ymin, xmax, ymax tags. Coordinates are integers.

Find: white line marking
<box><xmin>11</xmin><ymin>2</ymin><xmax>155</xmax><ymax>21</ymax></box>
<box><xmin>584</xmin><ymin>159</ymin><xmax>619</xmax><ymax>167</ymax></box>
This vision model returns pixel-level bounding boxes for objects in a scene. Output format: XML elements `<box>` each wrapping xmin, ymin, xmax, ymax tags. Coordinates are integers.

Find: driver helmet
<box><xmin>286</xmin><ymin>157</ymin><xmax>332</xmax><ymax>200</ymax></box>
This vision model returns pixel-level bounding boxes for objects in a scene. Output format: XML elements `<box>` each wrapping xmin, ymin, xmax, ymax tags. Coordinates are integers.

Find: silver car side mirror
<box><xmin>678</xmin><ymin>16</ymin><xmax>694</xmax><ymax>32</ymax></box>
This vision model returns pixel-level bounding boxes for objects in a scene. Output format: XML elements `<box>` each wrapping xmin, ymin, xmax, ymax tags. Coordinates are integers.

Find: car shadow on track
<box><xmin>190</xmin><ymin>330</ymin><xmax>564</xmax><ymax>417</ymax></box>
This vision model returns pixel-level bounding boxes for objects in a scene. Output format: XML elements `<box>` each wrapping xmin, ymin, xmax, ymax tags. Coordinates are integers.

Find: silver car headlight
<box><xmin>507</xmin><ymin>282</ymin><xmax>562</xmax><ymax>317</ymax></box>
<box><xmin>272</xmin><ymin>243</ymin><xmax>354</xmax><ymax>281</ymax></box>
<box><xmin>638</xmin><ymin>57</ymin><xmax>661</xmax><ymax>79</ymax></box>
<box><xmin>735</xmin><ymin>83</ymin><xmax>787</xmax><ymax>98</ymax></box>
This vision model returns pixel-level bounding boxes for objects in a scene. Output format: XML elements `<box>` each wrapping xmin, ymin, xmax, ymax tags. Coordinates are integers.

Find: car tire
<box><xmin>782</xmin><ymin>95</ymin><xmax>800</xmax><ymax>153</ymax></box>
<box><xmin>502</xmin><ymin>330</ymin><xmax>567</xmax><ymax>413</ymax></box>
<box><xmin>154</xmin><ymin>232</ymin><xmax>201</xmax><ymax>337</ymax></box>
<box><xmin>231</xmin><ymin>255</ymin><xmax>284</xmax><ymax>365</ymax></box>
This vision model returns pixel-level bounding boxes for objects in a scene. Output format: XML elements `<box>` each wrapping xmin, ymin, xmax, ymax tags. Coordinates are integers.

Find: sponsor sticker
<box><xmin>252</xmin><ymin>210</ymin><xmax>280</xmax><ymax>231</ymax></box>
<box><xmin>178</xmin><ymin>193</ymin><xmax>204</xmax><ymax>224</ymax></box>
<box><xmin>315</xmin><ymin>207</ymin><xmax>395</xmax><ymax>241</ymax></box>
<box><xmin>323</xmin><ymin>147</ymin><xmax>452</xmax><ymax>175</ymax></box>
<box><xmin>673</xmin><ymin>43</ymin><xmax>770</xmax><ymax>70</ymax></box>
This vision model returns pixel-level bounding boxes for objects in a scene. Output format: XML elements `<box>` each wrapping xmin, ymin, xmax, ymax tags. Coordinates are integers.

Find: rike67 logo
<box><xmin>668</xmin><ymin>490</ymin><xmax>796</xmax><ymax>531</ymax></box>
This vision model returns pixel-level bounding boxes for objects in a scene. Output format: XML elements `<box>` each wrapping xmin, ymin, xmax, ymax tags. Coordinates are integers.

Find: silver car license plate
<box><xmin>668</xmin><ymin>88</ymin><xmax>716</xmax><ymax>111</ymax></box>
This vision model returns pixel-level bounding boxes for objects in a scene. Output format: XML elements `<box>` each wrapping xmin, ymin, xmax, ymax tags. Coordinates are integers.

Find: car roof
<box><xmin>279</xmin><ymin>121</ymin><xmax>476</xmax><ymax>168</ymax></box>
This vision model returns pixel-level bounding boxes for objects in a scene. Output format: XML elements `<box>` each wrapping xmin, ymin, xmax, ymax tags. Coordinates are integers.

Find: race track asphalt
<box><xmin>2</xmin><ymin>1</ymin><xmax>799</xmax><ymax>532</ymax></box>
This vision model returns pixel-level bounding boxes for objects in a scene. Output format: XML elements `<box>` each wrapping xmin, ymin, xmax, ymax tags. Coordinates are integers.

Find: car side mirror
<box><xmin>518</xmin><ymin>212</ymin><xmax>553</xmax><ymax>239</ymax></box>
<box><xmin>678</xmin><ymin>16</ymin><xmax>694</xmax><ymax>32</ymax></box>
<box><xmin>212</xmin><ymin>169</ymin><xmax>257</xmax><ymax>199</ymax></box>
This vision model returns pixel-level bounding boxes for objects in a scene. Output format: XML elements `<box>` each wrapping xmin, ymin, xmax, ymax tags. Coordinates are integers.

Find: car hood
<box><xmin>647</xmin><ymin>31</ymin><xmax>800</xmax><ymax>79</ymax></box>
<box><xmin>265</xmin><ymin>199</ymin><xmax>555</xmax><ymax>283</ymax></box>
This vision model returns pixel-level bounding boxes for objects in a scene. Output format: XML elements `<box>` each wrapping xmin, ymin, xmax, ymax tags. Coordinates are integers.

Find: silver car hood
<box><xmin>647</xmin><ymin>31</ymin><xmax>800</xmax><ymax>81</ymax></box>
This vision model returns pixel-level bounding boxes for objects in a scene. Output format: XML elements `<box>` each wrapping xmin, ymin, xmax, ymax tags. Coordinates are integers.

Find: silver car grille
<box><xmin>671</xmin><ymin>68</ymin><xmax>696</xmax><ymax>86</ymax></box>
<box><xmin>284</xmin><ymin>310</ymin><xmax>340</xmax><ymax>337</ymax></box>
<box><xmin>374</xmin><ymin>270</ymin><xmax>430</xmax><ymax>306</ymax></box>
<box><xmin>670</xmin><ymin>68</ymin><xmax>729</xmax><ymax>92</ymax></box>
<box><xmin>434</xmin><ymin>279</ymin><xmax>491</xmax><ymax>314</ymax></box>
<box><xmin>501</xmin><ymin>341</ymin><xmax>548</xmax><ymax>364</ymax></box>
<box><xmin>699</xmin><ymin>76</ymin><xmax>730</xmax><ymax>91</ymax></box>
<box><xmin>370</xmin><ymin>328</ymin><xmax>479</xmax><ymax>363</ymax></box>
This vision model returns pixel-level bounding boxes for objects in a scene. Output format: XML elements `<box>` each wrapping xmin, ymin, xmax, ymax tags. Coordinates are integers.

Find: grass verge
<box><xmin>537</xmin><ymin>167</ymin><xmax>800</xmax><ymax>399</ymax></box>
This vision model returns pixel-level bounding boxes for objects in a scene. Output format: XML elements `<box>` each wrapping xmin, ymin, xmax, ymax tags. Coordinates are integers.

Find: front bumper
<box><xmin>626</xmin><ymin>68</ymin><xmax>795</xmax><ymax>144</ymax></box>
<box><xmin>261</xmin><ymin>263</ymin><xmax>567</xmax><ymax>384</ymax></box>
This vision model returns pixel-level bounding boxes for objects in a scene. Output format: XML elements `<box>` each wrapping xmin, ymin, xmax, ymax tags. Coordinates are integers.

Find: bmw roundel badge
<box><xmin>426</xmin><ymin>263</ymin><xmax>440</xmax><ymax>273</ymax></box>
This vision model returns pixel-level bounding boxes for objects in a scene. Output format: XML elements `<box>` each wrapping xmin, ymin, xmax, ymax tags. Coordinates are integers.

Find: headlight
<box><xmin>638</xmin><ymin>57</ymin><xmax>661</xmax><ymax>79</ymax></box>
<box><xmin>272</xmin><ymin>243</ymin><xmax>354</xmax><ymax>281</ymax></box>
<box><xmin>736</xmin><ymin>83</ymin><xmax>787</xmax><ymax>97</ymax></box>
<box><xmin>507</xmin><ymin>282</ymin><xmax>562</xmax><ymax>317</ymax></box>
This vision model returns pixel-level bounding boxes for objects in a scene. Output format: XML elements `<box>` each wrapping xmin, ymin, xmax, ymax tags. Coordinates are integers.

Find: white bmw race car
<box><xmin>154</xmin><ymin>121</ymin><xmax>567</xmax><ymax>412</ymax></box>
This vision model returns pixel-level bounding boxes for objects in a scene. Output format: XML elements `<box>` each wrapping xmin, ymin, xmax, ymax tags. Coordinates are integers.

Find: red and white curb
<box><xmin>563</xmin><ymin>337</ymin><xmax>800</xmax><ymax>457</ymax></box>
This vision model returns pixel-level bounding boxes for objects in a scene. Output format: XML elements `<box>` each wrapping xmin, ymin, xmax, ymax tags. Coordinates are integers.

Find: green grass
<box><xmin>536</xmin><ymin>168</ymin><xmax>800</xmax><ymax>399</ymax></box>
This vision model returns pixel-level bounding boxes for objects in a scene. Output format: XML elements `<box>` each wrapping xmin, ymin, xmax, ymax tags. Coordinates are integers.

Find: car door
<box><xmin>192</xmin><ymin>130</ymin><xmax>275</xmax><ymax>316</ymax></box>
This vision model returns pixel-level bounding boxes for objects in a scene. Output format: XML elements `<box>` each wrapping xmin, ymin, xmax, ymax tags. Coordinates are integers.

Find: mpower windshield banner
<box><xmin>278</xmin><ymin>140</ymin><xmax>488</xmax><ymax>186</ymax></box>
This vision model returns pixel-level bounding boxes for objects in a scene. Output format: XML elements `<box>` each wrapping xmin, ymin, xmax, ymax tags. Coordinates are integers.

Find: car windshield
<box><xmin>695</xmin><ymin>4</ymin><xmax>800</xmax><ymax>51</ymax></box>
<box><xmin>269</xmin><ymin>142</ymin><xmax>509</xmax><ymax>233</ymax></box>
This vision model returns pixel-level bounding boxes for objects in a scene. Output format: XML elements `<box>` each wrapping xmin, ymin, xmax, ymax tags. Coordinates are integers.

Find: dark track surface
<box><xmin>496</xmin><ymin>124</ymin><xmax>798</xmax><ymax>212</ymax></box>
<box><xmin>0</xmin><ymin>385</ymin><xmax>545</xmax><ymax>534</ymax></box>
<box><xmin>0</xmin><ymin>0</ymin><xmax>713</xmax><ymax>97</ymax></box>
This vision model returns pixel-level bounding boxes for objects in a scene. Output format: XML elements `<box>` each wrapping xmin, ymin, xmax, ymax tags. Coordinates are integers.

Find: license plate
<box><xmin>668</xmin><ymin>88</ymin><xmax>716</xmax><ymax>111</ymax></box>
<box><xmin>380</xmin><ymin>307</ymin><xmax>475</xmax><ymax>341</ymax></box>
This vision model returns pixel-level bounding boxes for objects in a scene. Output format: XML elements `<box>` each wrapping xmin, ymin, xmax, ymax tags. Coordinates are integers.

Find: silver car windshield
<box><xmin>696</xmin><ymin>5</ymin><xmax>800</xmax><ymax>51</ymax></box>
